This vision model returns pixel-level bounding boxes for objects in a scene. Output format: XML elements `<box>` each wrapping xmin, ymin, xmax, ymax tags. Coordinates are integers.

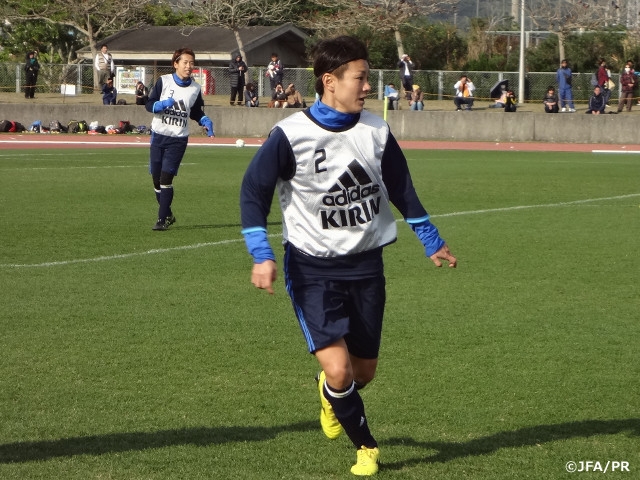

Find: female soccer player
<box><xmin>240</xmin><ymin>36</ymin><xmax>456</xmax><ymax>476</ymax></box>
<box><xmin>146</xmin><ymin>47</ymin><xmax>214</xmax><ymax>230</ymax></box>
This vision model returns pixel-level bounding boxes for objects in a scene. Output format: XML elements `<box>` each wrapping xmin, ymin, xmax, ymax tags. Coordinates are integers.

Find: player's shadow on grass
<box><xmin>0</xmin><ymin>421</ymin><xmax>317</xmax><ymax>464</ymax></box>
<box><xmin>382</xmin><ymin>418</ymin><xmax>640</xmax><ymax>470</ymax></box>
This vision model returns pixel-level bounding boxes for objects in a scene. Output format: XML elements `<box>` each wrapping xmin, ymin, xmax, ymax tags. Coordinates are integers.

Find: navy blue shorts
<box><xmin>286</xmin><ymin>275</ymin><xmax>386</xmax><ymax>358</ymax></box>
<box><xmin>284</xmin><ymin>245</ymin><xmax>386</xmax><ymax>359</ymax></box>
<box><xmin>149</xmin><ymin>132</ymin><xmax>188</xmax><ymax>176</ymax></box>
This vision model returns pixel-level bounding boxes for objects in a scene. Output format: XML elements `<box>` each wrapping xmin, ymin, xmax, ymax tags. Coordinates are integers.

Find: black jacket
<box><xmin>25</xmin><ymin>56</ymin><xmax>40</xmax><ymax>75</ymax></box>
<box><xmin>588</xmin><ymin>93</ymin><xmax>605</xmax><ymax>113</ymax></box>
<box><xmin>229</xmin><ymin>59</ymin><xmax>248</xmax><ymax>87</ymax></box>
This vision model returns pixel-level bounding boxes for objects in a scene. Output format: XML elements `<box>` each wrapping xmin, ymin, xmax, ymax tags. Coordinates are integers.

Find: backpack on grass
<box><xmin>0</xmin><ymin>120</ymin><xmax>25</xmax><ymax>132</ymax></box>
<box><xmin>68</xmin><ymin>120</ymin><xmax>88</xmax><ymax>133</ymax></box>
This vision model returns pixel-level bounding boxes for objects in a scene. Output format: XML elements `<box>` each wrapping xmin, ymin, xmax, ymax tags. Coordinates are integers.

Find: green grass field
<box><xmin>1</xmin><ymin>146</ymin><xmax>639</xmax><ymax>479</ymax></box>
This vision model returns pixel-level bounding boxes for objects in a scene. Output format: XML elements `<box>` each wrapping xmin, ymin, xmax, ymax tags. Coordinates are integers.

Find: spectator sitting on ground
<box><xmin>409</xmin><ymin>84</ymin><xmax>424</xmax><ymax>111</ymax></box>
<box><xmin>135</xmin><ymin>81</ymin><xmax>148</xmax><ymax>105</ymax></box>
<box><xmin>585</xmin><ymin>86</ymin><xmax>606</xmax><ymax>115</ymax></box>
<box><xmin>543</xmin><ymin>86</ymin><xmax>559</xmax><ymax>113</ymax></box>
<box><xmin>245</xmin><ymin>82</ymin><xmax>259</xmax><ymax>107</ymax></box>
<box><xmin>453</xmin><ymin>75</ymin><xmax>474</xmax><ymax>111</ymax></box>
<box><xmin>504</xmin><ymin>89</ymin><xmax>517</xmax><ymax>112</ymax></box>
<box><xmin>284</xmin><ymin>83</ymin><xmax>305</xmax><ymax>108</ymax></box>
<box><xmin>489</xmin><ymin>87</ymin><xmax>507</xmax><ymax>108</ymax></box>
<box><xmin>384</xmin><ymin>83</ymin><xmax>399</xmax><ymax>110</ymax></box>
<box><xmin>102</xmin><ymin>78</ymin><xmax>117</xmax><ymax>105</ymax></box>
<box><xmin>269</xmin><ymin>83</ymin><xmax>287</xmax><ymax>108</ymax></box>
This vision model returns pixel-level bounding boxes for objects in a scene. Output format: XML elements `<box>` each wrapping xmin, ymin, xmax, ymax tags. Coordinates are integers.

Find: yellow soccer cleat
<box><xmin>316</xmin><ymin>370</ymin><xmax>342</xmax><ymax>439</ymax></box>
<box><xmin>350</xmin><ymin>446</ymin><xmax>380</xmax><ymax>476</ymax></box>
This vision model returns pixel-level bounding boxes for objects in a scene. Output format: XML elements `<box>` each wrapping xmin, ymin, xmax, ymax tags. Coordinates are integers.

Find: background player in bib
<box><xmin>145</xmin><ymin>47</ymin><xmax>214</xmax><ymax>231</ymax></box>
<box><xmin>240</xmin><ymin>36</ymin><xmax>457</xmax><ymax>476</ymax></box>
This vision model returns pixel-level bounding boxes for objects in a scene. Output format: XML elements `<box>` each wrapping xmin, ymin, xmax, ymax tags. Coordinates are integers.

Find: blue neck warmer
<box><xmin>309</xmin><ymin>100</ymin><xmax>358</xmax><ymax>128</ymax></box>
<box><xmin>172</xmin><ymin>73</ymin><xmax>192</xmax><ymax>87</ymax></box>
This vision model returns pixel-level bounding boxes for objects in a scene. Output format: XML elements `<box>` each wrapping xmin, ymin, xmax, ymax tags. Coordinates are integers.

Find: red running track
<box><xmin>1</xmin><ymin>133</ymin><xmax>640</xmax><ymax>153</ymax></box>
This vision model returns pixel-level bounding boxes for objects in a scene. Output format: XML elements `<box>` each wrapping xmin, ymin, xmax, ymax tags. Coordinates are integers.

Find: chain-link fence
<box><xmin>0</xmin><ymin>62</ymin><xmax>619</xmax><ymax>103</ymax></box>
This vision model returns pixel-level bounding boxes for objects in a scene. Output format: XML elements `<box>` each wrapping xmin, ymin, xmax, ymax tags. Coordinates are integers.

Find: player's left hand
<box><xmin>429</xmin><ymin>244</ymin><xmax>457</xmax><ymax>268</ymax></box>
<box><xmin>200</xmin><ymin>115</ymin><xmax>215</xmax><ymax>138</ymax></box>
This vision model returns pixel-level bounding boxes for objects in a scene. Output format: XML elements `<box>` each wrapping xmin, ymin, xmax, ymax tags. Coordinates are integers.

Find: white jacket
<box><xmin>454</xmin><ymin>80</ymin><xmax>475</xmax><ymax>97</ymax></box>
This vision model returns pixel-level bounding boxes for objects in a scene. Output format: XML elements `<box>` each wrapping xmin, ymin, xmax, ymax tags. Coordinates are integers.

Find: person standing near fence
<box><xmin>95</xmin><ymin>44</ymin><xmax>115</xmax><ymax>90</ymax></box>
<box><xmin>556</xmin><ymin>59</ymin><xmax>576</xmax><ymax>112</ymax></box>
<box><xmin>397</xmin><ymin>54</ymin><xmax>414</xmax><ymax>102</ymax></box>
<box><xmin>616</xmin><ymin>64</ymin><xmax>636</xmax><ymax>112</ymax></box>
<box><xmin>266</xmin><ymin>52</ymin><xmax>284</xmax><ymax>91</ymax></box>
<box><xmin>145</xmin><ymin>47</ymin><xmax>214</xmax><ymax>231</ymax></box>
<box><xmin>596</xmin><ymin>59</ymin><xmax>612</xmax><ymax>106</ymax></box>
<box><xmin>229</xmin><ymin>53</ymin><xmax>247</xmax><ymax>106</ymax></box>
<box><xmin>24</xmin><ymin>51</ymin><xmax>40</xmax><ymax>99</ymax></box>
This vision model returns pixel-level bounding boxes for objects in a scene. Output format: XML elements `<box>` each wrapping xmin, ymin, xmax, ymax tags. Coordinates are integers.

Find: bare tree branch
<box><xmin>300</xmin><ymin>0</ymin><xmax>459</xmax><ymax>56</ymax></box>
<box><xmin>526</xmin><ymin>0</ymin><xmax>610</xmax><ymax>60</ymax></box>
<box><xmin>175</xmin><ymin>0</ymin><xmax>299</xmax><ymax>64</ymax></box>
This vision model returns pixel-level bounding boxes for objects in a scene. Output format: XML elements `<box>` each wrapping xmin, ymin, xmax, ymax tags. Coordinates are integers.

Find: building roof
<box><xmin>76</xmin><ymin>24</ymin><xmax>309</xmax><ymax>66</ymax></box>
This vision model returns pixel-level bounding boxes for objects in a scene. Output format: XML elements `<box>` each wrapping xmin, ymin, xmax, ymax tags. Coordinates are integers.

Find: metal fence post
<box><xmin>438</xmin><ymin>70</ymin><xmax>443</xmax><ymax>100</ymax></box>
<box><xmin>377</xmin><ymin>70</ymin><xmax>383</xmax><ymax>101</ymax></box>
<box><xmin>15</xmin><ymin>64</ymin><xmax>21</xmax><ymax>93</ymax></box>
<box><xmin>258</xmin><ymin>67</ymin><xmax>264</xmax><ymax>97</ymax></box>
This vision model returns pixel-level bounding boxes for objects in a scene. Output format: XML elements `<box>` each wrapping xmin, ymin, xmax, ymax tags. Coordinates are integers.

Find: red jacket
<box><xmin>596</xmin><ymin>66</ymin><xmax>609</xmax><ymax>87</ymax></box>
<box><xmin>620</xmin><ymin>71</ymin><xmax>636</xmax><ymax>92</ymax></box>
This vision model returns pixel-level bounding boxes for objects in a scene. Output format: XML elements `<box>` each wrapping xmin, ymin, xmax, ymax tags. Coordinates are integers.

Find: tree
<box><xmin>0</xmin><ymin>19</ymin><xmax>83</xmax><ymax>63</ymax></box>
<box><xmin>526</xmin><ymin>0</ymin><xmax>610</xmax><ymax>63</ymax></box>
<box><xmin>526</xmin><ymin>27</ymin><xmax>628</xmax><ymax>73</ymax></box>
<box><xmin>175</xmin><ymin>0</ymin><xmax>299</xmax><ymax>75</ymax></box>
<box><xmin>301</xmin><ymin>0</ymin><xmax>459</xmax><ymax>60</ymax></box>
<box><xmin>1</xmin><ymin>0</ymin><xmax>149</xmax><ymax>86</ymax></box>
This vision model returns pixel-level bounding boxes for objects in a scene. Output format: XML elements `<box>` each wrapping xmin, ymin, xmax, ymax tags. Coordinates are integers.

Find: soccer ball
<box><xmin>235</xmin><ymin>138</ymin><xmax>245</xmax><ymax>148</ymax></box>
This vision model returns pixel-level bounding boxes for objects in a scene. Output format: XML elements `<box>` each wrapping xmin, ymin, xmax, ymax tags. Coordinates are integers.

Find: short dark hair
<box><xmin>311</xmin><ymin>36</ymin><xmax>369</xmax><ymax>96</ymax></box>
<box><xmin>172</xmin><ymin>47</ymin><xmax>195</xmax><ymax>65</ymax></box>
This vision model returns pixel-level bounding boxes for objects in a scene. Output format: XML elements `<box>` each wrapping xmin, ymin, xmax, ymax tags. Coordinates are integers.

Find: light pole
<box><xmin>518</xmin><ymin>0</ymin><xmax>525</xmax><ymax>104</ymax></box>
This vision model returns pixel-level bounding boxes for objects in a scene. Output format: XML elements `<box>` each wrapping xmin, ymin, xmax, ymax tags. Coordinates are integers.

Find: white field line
<box><xmin>4</xmin><ymin>163</ymin><xmax>196</xmax><ymax>171</ymax></box>
<box><xmin>2</xmin><ymin>193</ymin><xmax>639</xmax><ymax>269</ymax></box>
<box><xmin>592</xmin><ymin>150</ymin><xmax>640</xmax><ymax>154</ymax></box>
<box><xmin>0</xmin><ymin>140</ymin><xmax>260</xmax><ymax>148</ymax></box>
<box><xmin>433</xmin><ymin>193</ymin><xmax>640</xmax><ymax>218</ymax></box>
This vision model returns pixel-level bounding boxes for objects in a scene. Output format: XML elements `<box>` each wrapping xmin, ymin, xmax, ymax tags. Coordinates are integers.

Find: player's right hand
<box><xmin>160</xmin><ymin>98</ymin><xmax>175</xmax><ymax>109</ymax></box>
<box><xmin>251</xmin><ymin>260</ymin><xmax>277</xmax><ymax>295</ymax></box>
